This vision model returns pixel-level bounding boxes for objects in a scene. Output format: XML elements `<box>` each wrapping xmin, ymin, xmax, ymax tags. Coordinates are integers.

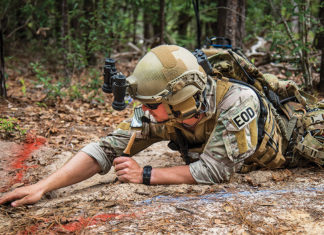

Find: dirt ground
<box><xmin>0</xmin><ymin>58</ymin><xmax>323</xmax><ymax>234</ymax></box>
<box><xmin>0</xmin><ymin>139</ymin><xmax>323</xmax><ymax>235</ymax></box>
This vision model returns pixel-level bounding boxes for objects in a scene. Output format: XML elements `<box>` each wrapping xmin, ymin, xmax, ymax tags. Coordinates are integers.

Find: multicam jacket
<box><xmin>81</xmin><ymin>76</ymin><xmax>261</xmax><ymax>184</ymax></box>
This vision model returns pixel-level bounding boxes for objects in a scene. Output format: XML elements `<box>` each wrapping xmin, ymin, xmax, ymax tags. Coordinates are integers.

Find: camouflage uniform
<box><xmin>81</xmin><ymin>76</ymin><xmax>260</xmax><ymax>184</ymax></box>
<box><xmin>81</xmin><ymin>45</ymin><xmax>323</xmax><ymax>185</ymax></box>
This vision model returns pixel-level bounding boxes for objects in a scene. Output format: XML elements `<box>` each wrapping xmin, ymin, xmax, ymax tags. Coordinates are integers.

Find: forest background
<box><xmin>1</xmin><ymin>1</ymin><xmax>324</xmax><ymax>233</ymax></box>
<box><xmin>0</xmin><ymin>0</ymin><xmax>323</xmax><ymax>140</ymax></box>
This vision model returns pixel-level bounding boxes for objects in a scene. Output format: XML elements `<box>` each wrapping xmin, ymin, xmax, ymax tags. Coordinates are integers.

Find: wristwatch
<box><xmin>142</xmin><ymin>165</ymin><xmax>152</xmax><ymax>185</ymax></box>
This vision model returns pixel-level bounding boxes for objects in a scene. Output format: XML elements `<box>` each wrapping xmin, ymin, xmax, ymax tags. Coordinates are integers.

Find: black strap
<box><xmin>174</xmin><ymin>128</ymin><xmax>191</xmax><ymax>165</ymax></box>
<box><xmin>143</xmin><ymin>165</ymin><xmax>152</xmax><ymax>185</ymax></box>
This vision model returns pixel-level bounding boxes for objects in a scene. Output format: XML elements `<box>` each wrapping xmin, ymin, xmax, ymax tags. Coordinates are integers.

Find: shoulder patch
<box><xmin>221</xmin><ymin>96</ymin><xmax>258</xmax><ymax>131</ymax></box>
<box><xmin>231</xmin><ymin>106</ymin><xmax>256</xmax><ymax>130</ymax></box>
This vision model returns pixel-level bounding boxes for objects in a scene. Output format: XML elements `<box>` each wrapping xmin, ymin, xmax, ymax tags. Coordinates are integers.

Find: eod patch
<box><xmin>230</xmin><ymin>106</ymin><xmax>256</xmax><ymax>130</ymax></box>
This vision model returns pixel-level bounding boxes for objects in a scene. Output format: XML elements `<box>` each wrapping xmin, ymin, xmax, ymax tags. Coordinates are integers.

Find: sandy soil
<box><xmin>0</xmin><ymin>140</ymin><xmax>323</xmax><ymax>234</ymax></box>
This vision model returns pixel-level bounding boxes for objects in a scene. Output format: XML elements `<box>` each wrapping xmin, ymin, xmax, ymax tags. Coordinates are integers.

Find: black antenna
<box><xmin>192</xmin><ymin>0</ymin><xmax>201</xmax><ymax>48</ymax></box>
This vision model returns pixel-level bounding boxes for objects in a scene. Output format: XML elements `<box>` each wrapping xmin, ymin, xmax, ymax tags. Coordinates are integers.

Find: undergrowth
<box><xmin>0</xmin><ymin>117</ymin><xmax>26</xmax><ymax>139</ymax></box>
<box><xmin>30</xmin><ymin>62</ymin><xmax>105</xmax><ymax>103</ymax></box>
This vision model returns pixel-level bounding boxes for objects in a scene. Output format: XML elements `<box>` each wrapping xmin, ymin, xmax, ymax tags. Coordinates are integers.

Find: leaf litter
<box><xmin>0</xmin><ymin>62</ymin><xmax>323</xmax><ymax>234</ymax></box>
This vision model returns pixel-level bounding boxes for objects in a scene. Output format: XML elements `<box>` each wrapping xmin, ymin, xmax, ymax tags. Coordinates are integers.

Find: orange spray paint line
<box><xmin>11</xmin><ymin>137</ymin><xmax>46</xmax><ymax>183</ymax></box>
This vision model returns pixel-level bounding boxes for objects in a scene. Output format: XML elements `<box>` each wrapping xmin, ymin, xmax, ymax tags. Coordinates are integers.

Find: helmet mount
<box><xmin>102</xmin><ymin>45</ymin><xmax>210</xmax><ymax>121</ymax></box>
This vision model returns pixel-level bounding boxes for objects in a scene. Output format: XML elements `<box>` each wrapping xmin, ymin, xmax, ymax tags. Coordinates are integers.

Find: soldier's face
<box><xmin>142</xmin><ymin>103</ymin><xmax>170</xmax><ymax>122</ymax></box>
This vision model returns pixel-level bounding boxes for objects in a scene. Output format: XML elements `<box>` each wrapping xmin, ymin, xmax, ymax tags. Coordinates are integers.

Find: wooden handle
<box><xmin>123</xmin><ymin>132</ymin><xmax>136</xmax><ymax>156</ymax></box>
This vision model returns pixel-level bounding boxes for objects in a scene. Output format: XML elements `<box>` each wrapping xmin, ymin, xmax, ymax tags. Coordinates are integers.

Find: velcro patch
<box><xmin>222</xmin><ymin>95</ymin><xmax>258</xmax><ymax>131</ymax></box>
<box><xmin>231</xmin><ymin>107</ymin><xmax>256</xmax><ymax>130</ymax></box>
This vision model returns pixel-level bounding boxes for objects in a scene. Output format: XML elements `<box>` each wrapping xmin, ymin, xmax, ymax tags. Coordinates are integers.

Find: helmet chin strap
<box><xmin>162</xmin><ymin>99</ymin><xmax>202</xmax><ymax>124</ymax></box>
<box><xmin>162</xmin><ymin>101</ymin><xmax>175</xmax><ymax>120</ymax></box>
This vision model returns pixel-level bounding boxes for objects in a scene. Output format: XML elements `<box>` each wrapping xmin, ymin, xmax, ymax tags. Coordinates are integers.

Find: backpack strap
<box><xmin>215</xmin><ymin>77</ymin><xmax>233</xmax><ymax>107</ymax></box>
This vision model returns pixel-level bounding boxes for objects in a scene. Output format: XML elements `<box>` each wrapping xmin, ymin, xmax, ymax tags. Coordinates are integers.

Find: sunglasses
<box><xmin>143</xmin><ymin>103</ymin><xmax>162</xmax><ymax>110</ymax></box>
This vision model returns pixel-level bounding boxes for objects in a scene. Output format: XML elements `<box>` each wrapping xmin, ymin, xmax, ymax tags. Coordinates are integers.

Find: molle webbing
<box><xmin>295</xmin><ymin>133</ymin><xmax>324</xmax><ymax>165</ymax></box>
<box><xmin>241</xmin><ymin>100</ymin><xmax>286</xmax><ymax>173</ymax></box>
<box><xmin>292</xmin><ymin>109</ymin><xmax>324</xmax><ymax>166</ymax></box>
<box><xmin>212</xmin><ymin>78</ymin><xmax>285</xmax><ymax>172</ymax></box>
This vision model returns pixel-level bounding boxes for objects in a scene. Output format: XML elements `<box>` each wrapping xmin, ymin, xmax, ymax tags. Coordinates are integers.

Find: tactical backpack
<box><xmin>202</xmin><ymin>47</ymin><xmax>324</xmax><ymax>171</ymax></box>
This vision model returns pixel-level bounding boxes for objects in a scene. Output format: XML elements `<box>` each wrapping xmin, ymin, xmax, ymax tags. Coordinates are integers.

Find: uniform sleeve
<box><xmin>189</xmin><ymin>85</ymin><xmax>260</xmax><ymax>184</ymax></box>
<box><xmin>81</xmin><ymin>118</ymin><xmax>162</xmax><ymax>175</ymax></box>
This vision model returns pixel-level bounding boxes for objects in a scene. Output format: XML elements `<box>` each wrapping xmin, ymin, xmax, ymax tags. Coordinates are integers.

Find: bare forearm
<box><xmin>150</xmin><ymin>165</ymin><xmax>196</xmax><ymax>185</ymax></box>
<box><xmin>37</xmin><ymin>152</ymin><xmax>101</xmax><ymax>193</ymax></box>
<box><xmin>0</xmin><ymin>152</ymin><xmax>102</xmax><ymax>207</ymax></box>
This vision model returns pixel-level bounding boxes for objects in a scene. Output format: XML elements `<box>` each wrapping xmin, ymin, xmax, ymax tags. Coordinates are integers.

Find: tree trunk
<box><xmin>321</xmin><ymin>51</ymin><xmax>324</xmax><ymax>93</ymax></box>
<box><xmin>143</xmin><ymin>2</ymin><xmax>159</xmax><ymax>47</ymax></box>
<box><xmin>177</xmin><ymin>11</ymin><xmax>191</xmax><ymax>37</ymax></box>
<box><xmin>301</xmin><ymin>0</ymin><xmax>312</xmax><ymax>90</ymax></box>
<box><xmin>143</xmin><ymin>10</ymin><xmax>152</xmax><ymax>45</ymax></box>
<box><xmin>216</xmin><ymin>0</ymin><xmax>246</xmax><ymax>49</ymax></box>
<box><xmin>83</xmin><ymin>0</ymin><xmax>96</xmax><ymax>66</ymax></box>
<box><xmin>316</xmin><ymin>1</ymin><xmax>324</xmax><ymax>93</ymax></box>
<box><xmin>152</xmin><ymin>6</ymin><xmax>160</xmax><ymax>39</ymax></box>
<box><xmin>236</xmin><ymin>0</ymin><xmax>246</xmax><ymax>49</ymax></box>
<box><xmin>0</xmin><ymin>22</ymin><xmax>7</xmax><ymax>98</ymax></box>
<box><xmin>159</xmin><ymin>0</ymin><xmax>165</xmax><ymax>45</ymax></box>
<box><xmin>132</xmin><ymin>4</ymin><xmax>138</xmax><ymax>44</ymax></box>
<box><xmin>61</xmin><ymin>0</ymin><xmax>70</xmax><ymax>78</ymax></box>
<box><xmin>192</xmin><ymin>0</ymin><xmax>201</xmax><ymax>48</ymax></box>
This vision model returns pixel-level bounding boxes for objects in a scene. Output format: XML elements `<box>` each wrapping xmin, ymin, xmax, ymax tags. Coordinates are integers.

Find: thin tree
<box><xmin>315</xmin><ymin>1</ymin><xmax>324</xmax><ymax>92</ymax></box>
<box><xmin>0</xmin><ymin>20</ymin><xmax>6</xmax><ymax>98</ymax></box>
<box><xmin>159</xmin><ymin>0</ymin><xmax>165</xmax><ymax>44</ymax></box>
<box><xmin>269</xmin><ymin>0</ymin><xmax>312</xmax><ymax>90</ymax></box>
<box><xmin>61</xmin><ymin>0</ymin><xmax>70</xmax><ymax>79</ymax></box>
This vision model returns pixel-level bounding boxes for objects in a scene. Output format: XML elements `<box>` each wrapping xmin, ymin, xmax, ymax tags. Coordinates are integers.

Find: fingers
<box><xmin>115</xmin><ymin>169</ymin><xmax>128</xmax><ymax>176</ymax></box>
<box><xmin>114</xmin><ymin>161</ymin><xmax>130</xmax><ymax>171</ymax></box>
<box><xmin>0</xmin><ymin>185</ymin><xmax>43</xmax><ymax>207</ymax></box>
<box><xmin>114</xmin><ymin>158</ymin><xmax>142</xmax><ymax>184</ymax></box>
<box><xmin>0</xmin><ymin>190</ymin><xmax>27</xmax><ymax>206</ymax></box>
<box><xmin>11</xmin><ymin>195</ymin><xmax>34</xmax><ymax>207</ymax></box>
<box><xmin>113</xmin><ymin>156</ymin><xmax>130</xmax><ymax>166</ymax></box>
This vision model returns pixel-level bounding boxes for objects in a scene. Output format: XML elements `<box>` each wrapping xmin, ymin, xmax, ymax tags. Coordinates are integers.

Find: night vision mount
<box><xmin>102</xmin><ymin>49</ymin><xmax>213</xmax><ymax>111</ymax></box>
<box><xmin>102</xmin><ymin>58</ymin><xmax>128</xmax><ymax>111</ymax></box>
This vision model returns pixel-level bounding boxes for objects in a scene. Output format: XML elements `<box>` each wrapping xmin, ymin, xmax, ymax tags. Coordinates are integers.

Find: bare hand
<box><xmin>113</xmin><ymin>157</ymin><xmax>143</xmax><ymax>184</ymax></box>
<box><xmin>0</xmin><ymin>184</ymin><xmax>45</xmax><ymax>207</ymax></box>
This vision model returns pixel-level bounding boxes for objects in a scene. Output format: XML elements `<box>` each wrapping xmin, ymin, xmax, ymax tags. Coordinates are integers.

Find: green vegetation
<box><xmin>0</xmin><ymin>0</ymin><xmax>322</xmax><ymax>95</ymax></box>
<box><xmin>0</xmin><ymin>117</ymin><xmax>26</xmax><ymax>137</ymax></box>
<box><xmin>246</xmin><ymin>0</ymin><xmax>322</xmax><ymax>89</ymax></box>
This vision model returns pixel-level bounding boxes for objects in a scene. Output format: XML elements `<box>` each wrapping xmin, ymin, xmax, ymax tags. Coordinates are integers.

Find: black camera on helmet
<box><xmin>102</xmin><ymin>58</ymin><xmax>128</xmax><ymax>111</ymax></box>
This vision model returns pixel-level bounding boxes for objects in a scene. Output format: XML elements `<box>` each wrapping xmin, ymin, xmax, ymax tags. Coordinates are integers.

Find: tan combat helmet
<box><xmin>127</xmin><ymin>45</ymin><xmax>207</xmax><ymax>108</ymax></box>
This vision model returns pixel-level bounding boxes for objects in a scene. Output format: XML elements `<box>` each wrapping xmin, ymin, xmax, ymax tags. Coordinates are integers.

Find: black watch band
<box><xmin>142</xmin><ymin>165</ymin><xmax>152</xmax><ymax>185</ymax></box>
